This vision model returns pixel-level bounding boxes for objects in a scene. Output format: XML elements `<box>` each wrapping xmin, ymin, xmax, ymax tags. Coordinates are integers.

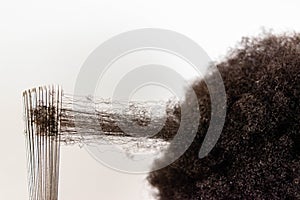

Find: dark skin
<box><xmin>148</xmin><ymin>33</ymin><xmax>300</xmax><ymax>199</ymax></box>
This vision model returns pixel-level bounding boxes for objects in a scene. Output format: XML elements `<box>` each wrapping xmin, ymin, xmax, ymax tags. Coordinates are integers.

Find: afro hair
<box><xmin>148</xmin><ymin>32</ymin><xmax>300</xmax><ymax>199</ymax></box>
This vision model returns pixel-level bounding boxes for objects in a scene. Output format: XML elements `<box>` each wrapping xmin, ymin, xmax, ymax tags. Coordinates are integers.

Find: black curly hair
<box><xmin>148</xmin><ymin>32</ymin><xmax>300</xmax><ymax>199</ymax></box>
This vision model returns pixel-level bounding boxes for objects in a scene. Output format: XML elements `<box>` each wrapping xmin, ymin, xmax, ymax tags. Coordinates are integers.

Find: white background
<box><xmin>1</xmin><ymin>0</ymin><xmax>300</xmax><ymax>199</ymax></box>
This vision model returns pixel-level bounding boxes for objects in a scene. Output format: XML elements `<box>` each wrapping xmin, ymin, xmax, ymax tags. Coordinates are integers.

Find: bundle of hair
<box><xmin>23</xmin><ymin>32</ymin><xmax>300</xmax><ymax>200</ymax></box>
<box><xmin>23</xmin><ymin>86</ymin><xmax>62</xmax><ymax>200</ymax></box>
<box><xmin>22</xmin><ymin>86</ymin><xmax>180</xmax><ymax>200</ymax></box>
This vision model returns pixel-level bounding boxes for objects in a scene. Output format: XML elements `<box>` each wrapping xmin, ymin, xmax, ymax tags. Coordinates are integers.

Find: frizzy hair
<box><xmin>147</xmin><ymin>32</ymin><xmax>300</xmax><ymax>199</ymax></box>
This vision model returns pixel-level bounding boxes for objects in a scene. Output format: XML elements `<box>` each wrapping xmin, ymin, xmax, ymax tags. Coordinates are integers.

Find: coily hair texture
<box><xmin>148</xmin><ymin>33</ymin><xmax>300</xmax><ymax>199</ymax></box>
